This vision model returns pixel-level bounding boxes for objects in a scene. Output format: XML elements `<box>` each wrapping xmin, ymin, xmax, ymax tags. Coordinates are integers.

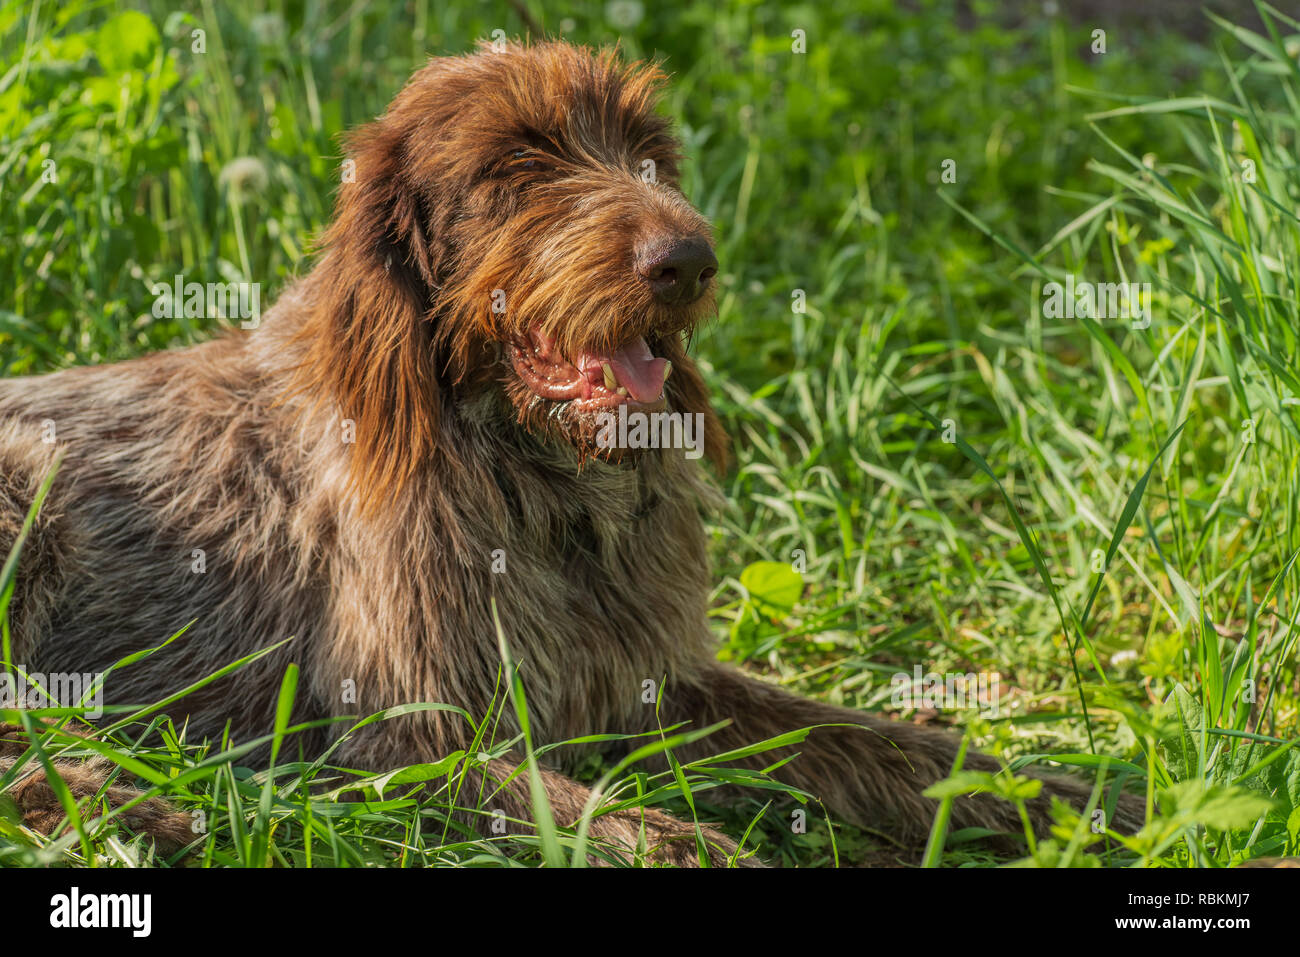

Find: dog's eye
<box><xmin>506</xmin><ymin>149</ymin><xmax>551</xmax><ymax>173</ymax></box>
<box><xmin>485</xmin><ymin>149</ymin><xmax>551</xmax><ymax>184</ymax></box>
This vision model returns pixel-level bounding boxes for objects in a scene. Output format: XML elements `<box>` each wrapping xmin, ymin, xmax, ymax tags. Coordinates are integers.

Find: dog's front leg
<box><xmin>662</xmin><ymin>665</ymin><xmax>1132</xmax><ymax>850</ymax></box>
<box><xmin>333</xmin><ymin>720</ymin><xmax>756</xmax><ymax>867</ymax></box>
<box><xmin>0</xmin><ymin>721</ymin><xmax>194</xmax><ymax>851</ymax></box>
<box><xmin>459</xmin><ymin>757</ymin><xmax>760</xmax><ymax>867</ymax></box>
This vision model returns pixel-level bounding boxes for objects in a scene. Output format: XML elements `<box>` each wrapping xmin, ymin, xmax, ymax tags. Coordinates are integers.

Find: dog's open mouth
<box><xmin>508</xmin><ymin>325</ymin><xmax>670</xmax><ymax>411</ymax></box>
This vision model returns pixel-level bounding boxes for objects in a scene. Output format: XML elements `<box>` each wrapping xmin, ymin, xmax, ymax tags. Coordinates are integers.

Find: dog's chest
<box><xmin>426</xmin><ymin>449</ymin><xmax>718</xmax><ymax>738</ymax></box>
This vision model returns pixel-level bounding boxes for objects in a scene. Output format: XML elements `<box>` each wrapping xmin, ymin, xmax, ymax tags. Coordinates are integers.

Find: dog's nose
<box><xmin>636</xmin><ymin>237</ymin><xmax>718</xmax><ymax>304</ymax></box>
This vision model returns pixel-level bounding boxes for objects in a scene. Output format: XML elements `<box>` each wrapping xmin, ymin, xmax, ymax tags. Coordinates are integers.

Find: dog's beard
<box><xmin>500</xmin><ymin>383</ymin><xmax>646</xmax><ymax>469</ymax></box>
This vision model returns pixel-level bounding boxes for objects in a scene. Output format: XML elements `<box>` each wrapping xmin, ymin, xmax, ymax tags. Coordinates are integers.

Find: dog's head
<box><xmin>298</xmin><ymin>41</ymin><xmax>726</xmax><ymax>503</ymax></box>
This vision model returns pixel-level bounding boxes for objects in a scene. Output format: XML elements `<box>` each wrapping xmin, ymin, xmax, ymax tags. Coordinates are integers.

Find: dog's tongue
<box><xmin>585</xmin><ymin>337</ymin><xmax>668</xmax><ymax>403</ymax></box>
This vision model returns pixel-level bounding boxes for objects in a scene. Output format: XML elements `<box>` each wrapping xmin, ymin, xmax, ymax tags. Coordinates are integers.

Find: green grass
<box><xmin>2</xmin><ymin>0</ymin><xmax>1300</xmax><ymax>867</ymax></box>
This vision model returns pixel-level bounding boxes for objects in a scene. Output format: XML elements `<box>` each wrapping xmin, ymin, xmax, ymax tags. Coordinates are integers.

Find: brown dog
<box><xmin>0</xmin><ymin>41</ymin><xmax>1129</xmax><ymax>865</ymax></box>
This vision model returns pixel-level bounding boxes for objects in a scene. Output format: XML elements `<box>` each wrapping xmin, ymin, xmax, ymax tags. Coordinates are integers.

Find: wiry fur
<box><xmin>0</xmin><ymin>42</ymin><xmax>1134</xmax><ymax>864</ymax></box>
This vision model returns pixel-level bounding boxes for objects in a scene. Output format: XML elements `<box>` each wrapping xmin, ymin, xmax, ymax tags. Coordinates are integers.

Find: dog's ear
<box><xmin>293</xmin><ymin>109</ymin><xmax>450</xmax><ymax>511</ymax></box>
<box><xmin>661</xmin><ymin>336</ymin><xmax>728</xmax><ymax>472</ymax></box>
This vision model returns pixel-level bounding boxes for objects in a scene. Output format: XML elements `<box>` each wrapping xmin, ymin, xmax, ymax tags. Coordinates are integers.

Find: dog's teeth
<box><xmin>602</xmin><ymin>362</ymin><xmax>618</xmax><ymax>391</ymax></box>
<box><xmin>663</xmin><ymin>361</ymin><xmax>673</xmax><ymax>381</ymax></box>
<box><xmin>617</xmin><ymin>386</ymin><xmax>627</xmax><ymax>395</ymax></box>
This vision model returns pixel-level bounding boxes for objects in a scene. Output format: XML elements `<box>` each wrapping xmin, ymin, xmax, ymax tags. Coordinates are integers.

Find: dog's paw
<box><xmin>1028</xmin><ymin>772</ymin><xmax>1146</xmax><ymax>838</ymax></box>
<box><xmin>0</xmin><ymin>722</ymin><xmax>193</xmax><ymax>852</ymax></box>
<box><xmin>586</xmin><ymin>807</ymin><xmax>764</xmax><ymax>868</ymax></box>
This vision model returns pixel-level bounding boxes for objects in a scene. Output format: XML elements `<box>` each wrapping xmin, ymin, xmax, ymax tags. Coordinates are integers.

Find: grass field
<box><xmin>2</xmin><ymin>0</ymin><xmax>1300</xmax><ymax>868</ymax></box>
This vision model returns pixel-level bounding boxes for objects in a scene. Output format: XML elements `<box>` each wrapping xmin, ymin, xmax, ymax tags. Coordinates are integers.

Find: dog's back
<box><xmin>0</xmin><ymin>331</ymin><xmax>324</xmax><ymax>746</ymax></box>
